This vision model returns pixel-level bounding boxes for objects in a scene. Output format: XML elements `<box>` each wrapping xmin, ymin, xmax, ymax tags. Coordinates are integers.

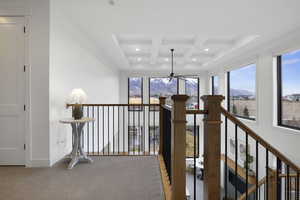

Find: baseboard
<box><xmin>27</xmin><ymin>159</ymin><xmax>51</xmax><ymax>167</ymax></box>
<box><xmin>49</xmin><ymin>153</ymin><xmax>69</xmax><ymax>167</ymax></box>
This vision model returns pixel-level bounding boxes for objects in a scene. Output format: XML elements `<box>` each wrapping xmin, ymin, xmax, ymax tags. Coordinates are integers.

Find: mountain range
<box><xmin>230</xmin><ymin>88</ymin><xmax>254</xmax><ymax>97</ymax></box>
<box><xmin>129</xmin><ymin>78</ymin><xmax>198</xmax><ymax>96</ymax></box>
<box><xmin>129</xmin><ymin>78</ymin><xmax>254</xmax><ymax>97</ymax></box>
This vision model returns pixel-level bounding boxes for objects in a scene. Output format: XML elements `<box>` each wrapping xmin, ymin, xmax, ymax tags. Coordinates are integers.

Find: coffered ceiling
<box><xmin>114</xmin><ymin>34</ymin><xmax>259</xmax><ymax>69</ymax></box>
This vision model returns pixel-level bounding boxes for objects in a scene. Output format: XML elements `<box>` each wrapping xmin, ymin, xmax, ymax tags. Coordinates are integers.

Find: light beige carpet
<box><xmin>0</xmin><ymin>156</ymin><xmax>164</xmax><ymax>200</ymax></box>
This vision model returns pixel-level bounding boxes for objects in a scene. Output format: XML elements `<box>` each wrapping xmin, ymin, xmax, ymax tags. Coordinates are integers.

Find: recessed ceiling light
<box><xmin>204</xmin><ymin>48</ymin><xmax>209</xmax><ymax>52</ymax></box>
<box><xmin>108</xmin><ymin>0</ymin><xmax>115</xmax><ymax>5</ymax></box>
<box><xmin>135</xmin><ymin>48</ymin><xmax>140</xmax><ymax>52</ymax></box>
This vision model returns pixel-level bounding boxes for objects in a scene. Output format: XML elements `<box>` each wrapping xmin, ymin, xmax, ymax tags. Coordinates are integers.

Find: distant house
<box><xmin>232</xmin><ymin>95</ymin><xmax>254</xmax><ymax>100</ymax></box>
<box><xmin>285</xmin><ymin>94</ymin><xmax>300</xmax><ymax>101</ymax></box>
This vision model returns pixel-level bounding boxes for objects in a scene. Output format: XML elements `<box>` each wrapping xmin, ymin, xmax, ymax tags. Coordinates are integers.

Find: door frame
<box><xmin>0</xmin><ymin>14</ymin><xmax>31</xmax><ymax>166</ymax></box>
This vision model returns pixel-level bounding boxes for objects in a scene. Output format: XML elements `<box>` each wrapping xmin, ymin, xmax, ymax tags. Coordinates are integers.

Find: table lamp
<box><xmin>66</xmin><ymin>88</ymin><xmax>87</xmax><ymax>119</ymax></box>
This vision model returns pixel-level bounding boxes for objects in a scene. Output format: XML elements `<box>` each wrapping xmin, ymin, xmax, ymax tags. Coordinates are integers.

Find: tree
<box><xmin>232</xmin><ymin>104</ymin><xmax>237</xmax><ymax>114</ymax></box>
<box><xmin>243</xmin><ymin>106</ymin><xmax>249</xmax><ymax>117</ymax></box>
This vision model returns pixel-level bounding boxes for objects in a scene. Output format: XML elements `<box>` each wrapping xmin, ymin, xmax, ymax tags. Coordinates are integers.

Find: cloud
<box><xmin>287</xmin><ymin>50</ymin><xmax>300</xmax><ymax>56</ymax></box>
<box><xmin>283</xmin><ymin>58</ymin><xmax>300</xmax><ymax>65</ymax></box>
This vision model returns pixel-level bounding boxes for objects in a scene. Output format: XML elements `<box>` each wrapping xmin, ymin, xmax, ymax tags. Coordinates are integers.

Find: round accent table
<box><xmin>59</xmin><ymin>117</ymin><xmax>95</xmax><ymax>169</ymax></box>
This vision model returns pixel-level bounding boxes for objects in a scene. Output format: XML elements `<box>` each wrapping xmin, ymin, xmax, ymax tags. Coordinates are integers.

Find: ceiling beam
<box><xmin>112</xmin><ymin>34</ymin><xmax>131</xmax><ymax>68</ymax></box>
<box><xmin>183</xmin><ymin>36</ymin><xmax>206</xmax><ymax>62</ymax></box>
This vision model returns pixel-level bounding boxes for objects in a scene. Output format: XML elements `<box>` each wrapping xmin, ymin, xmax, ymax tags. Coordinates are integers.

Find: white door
<box><xmin>0</xmin><ymin>17</ymin><xmax>25</xmax><ymax>165</ymax></box>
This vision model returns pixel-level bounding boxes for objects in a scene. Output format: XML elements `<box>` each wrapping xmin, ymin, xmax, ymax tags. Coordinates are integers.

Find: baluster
<box><xmin>287</xmin><ymin>165</ymin><xmax>290</xmax><ymax>200</ymax></box>
<box><xmin>118</xmin><ymin>106</ymin><xmax>120</xmax><ymax>155</ymax></box>
<box><xmin>235</xmin><ymin>124</ymin><xmax>238</xmax><ymax>200</ymax></box>
<box><xmin>193</xmin><ymin>113</ymin><xmax>197</xmax><ymax>200</ymax></box>
<box><xmin>138</xmin><ymin>106</ymin><xmax>141</xmax><ymax>155</ymax></box>
<box><xmin>142</xmin><ymin>106</ymin><xmax>146</xmax><ymax>154</ymax></box>
<box><xmin>108</xmin><ymin>106</ymin><xmax>110</xmax><ymax>155</ymax></box>
<box><xmin>297</xmin><ymin>172</ymin><xmax>299</xmax><ymax>200</ymax></box>
<box><xmin>102</xmin><ymin>106</ymin><xmax>104</xmax><ymax>155</ymax></box>
<box><xmin>133</xmin><ymin>106</ymin><xmax>135</xmax><ymax>155</ymax></box>
<box><xmin>294</xmin><ymin>176</ymin><xmax>296</xmax><ymax>200</ymax></box>
<box><xmin>277</xmin><ymin>158</ymin><xmax>282</xmax><ymax>200</ymax></box>
<box><xmin>113</xmin><ymin>106</ymin><xmax>115</xmax><ymax>154</ymax></box>
<box><xmin>97</xmin><ymin>106</ymin><xmax>99</xmax><ymax>155</ymax></box>
<box><xmin>87</xmin><ymin>106</ymin><xmax>90</xmax><ymax>154</ymax></box>
<box><xmin>123</xmin><ymin>106</ymin><xmax>125</xmax><ymax>154</ymax></box>
<box><xmin>92</xmin><ymin>106</ymin><xmax>95</xmax><ymax>154</ymax></box>
<box><xmin>153</xmin><ymin>108</ymin><xmax>155</xmax><ymax>154</ymax></box>
<box><xmin>256</xmin><ymin>141</ymin><xmax>259</xmax><ymax>200</ymax></box>
<box><xmin>128</xmin><ymin>106</ymin><xmax>130</xmax><ymax>154</ymax></box>
<box><xmin>225</xmin><ymin>116</ymin><xmax>228</xmax><ymax>200</ymax></box>
<box><xmin>246</xmin><ymin>132</ymin><xmax>249</xmax><ymax>200</ymax></box>
<box><xmin>266</xmin><ymin>149</ymin><xmax>269</xmax><ymax>200</ymax></box>
<box><xmin>148</xmin><ymin>106</ymin><xmax>150</xmax><ymax>155</ymax></box>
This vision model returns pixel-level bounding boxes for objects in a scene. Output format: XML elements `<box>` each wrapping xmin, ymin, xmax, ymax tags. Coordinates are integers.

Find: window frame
<box><xmin>148</xmin><ymin>77</ymin><xmax>179</xmax><ymax>106</ymax></box>
<box><xmin>128</xmin><ymin>77</ymin><xmax>143</xmax><ymax>111</ymax></box>
<box><xmin>211</xmin><ymin>76</ymin><xmax>218</xmax><ymax>95</ymax></box>
<box><xmin>227</xmin><ymin>65</ymin><xmax>256</xmax><ymax>121</ymax></box>
<box><xmin>185</xmin><ymin>77</ymin><xmax>200</xmax><ymax>109</ymax></box>
<box><xmin>212</xmin><ymin>76</ymin><xmax>215</xmax><ymax>95</ymax></box>
<box><xmin>277</xmin><ymin>55</ymin><xmax>300</xmax><ymax>131</ymax></box>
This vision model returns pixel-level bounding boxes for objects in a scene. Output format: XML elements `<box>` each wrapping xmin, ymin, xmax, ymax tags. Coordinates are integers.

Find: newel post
<box><xmin>159</xmin><ymin>97</ymin><xmax>166</xmax><ymax>155</ymax></box>
<box><xmin>201</xmin><ymin>95</ymin><xmax>224</xmax><ymax>200</ymax></box>
<box><xmin>171</xmin><ymin>95</ymin><xmax>189</xmax><ymax>200</ymax></box>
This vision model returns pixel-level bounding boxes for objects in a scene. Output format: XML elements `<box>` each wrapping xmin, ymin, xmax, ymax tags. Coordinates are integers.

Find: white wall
<box><xmin>0</xmin><ymin>0</ymin><xmax>51</xmax><ymax>167</ymax></box>
<box><xmin>49</xmin><ymin>3</ymin><xmax>120</xmax><ymax>165</ymax></box>
<box><xmin>209</xmin><ymin>29</ymin><xmax>300</xmax><ymax>168</ymax></box>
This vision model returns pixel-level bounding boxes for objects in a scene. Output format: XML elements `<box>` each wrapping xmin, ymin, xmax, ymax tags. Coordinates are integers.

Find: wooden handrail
<box><xmin>279</xmin><ymin>173</ymin><xmax>299</xmax><ymax>178</ymax></box>
<box><xmin>221</xmin><ymin>107</ymin><xmax>300</xmax><ymax>172</ymax></box>
<box><xmin>239</xmin><ymin>172</ymin><xmax>299</xmax><ymax>200</ymax></box>
<box><xmin>158</xmin><ymin>155</ymin><xmax>172</xmax><ymax>200</ymax></box>
<box><xmin>239</xmin><ymin>177</ymin><xmax>267</xmax><ymax>200</ymax></box>
<box><xmin>162</xmin><ymin>106</ymin><xmax>208</xmax><ymax>115</ymax></box>
<box><xmin>186</xmin><ymin>109</ymin><xmax>208</xmax><ymax>115</ymax></box>
<box><xmin>161</xmin><ymin>104</ymin><xmax>172</xmax><ymax>111</ymax></box>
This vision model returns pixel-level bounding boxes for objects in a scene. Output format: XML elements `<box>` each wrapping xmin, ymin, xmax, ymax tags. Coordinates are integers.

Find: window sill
<box><xmin>236</xmin><ymin>116</ymin><xmax>258</xmax><ymax>126</ymax></box>
<box><xmin>273</xmin><ymin>124</ymin><xmax>300</xmax><ymax>135</ymax></box>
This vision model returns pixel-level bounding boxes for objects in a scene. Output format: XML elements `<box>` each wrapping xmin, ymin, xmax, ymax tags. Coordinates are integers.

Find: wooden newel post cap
<box><xmin>201</xmin><ymin>95</ymin><xmax>225</xmax><ymax>103</ymax></box>
<box><xmin>159</xmin><ymin>96</ymin><xmax>167</xmax><ymax>105</ymax></box>
<box><xmin>171</xmin><ymin>95</ymin><xmax>189</xmax><ymax>102</ymax></box>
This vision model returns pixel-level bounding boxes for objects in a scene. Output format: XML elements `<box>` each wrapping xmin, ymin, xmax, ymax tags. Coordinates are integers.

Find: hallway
<box><xmin>0</xmin><ymin>156</ymin><xmax>164</xmax><ymax>200</ymax></box>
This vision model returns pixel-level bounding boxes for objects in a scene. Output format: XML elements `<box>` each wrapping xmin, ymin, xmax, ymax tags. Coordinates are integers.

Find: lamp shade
<box><xmin>66</xmin><ymin>88</ymin><xmax>87</xmax><ymax>104</ymax></box>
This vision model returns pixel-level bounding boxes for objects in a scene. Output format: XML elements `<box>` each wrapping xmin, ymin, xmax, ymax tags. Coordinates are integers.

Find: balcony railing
<box><xmin>67</xmin><ymin>104</ymin><xmax>160</xmax><ymax>156</ymax></box>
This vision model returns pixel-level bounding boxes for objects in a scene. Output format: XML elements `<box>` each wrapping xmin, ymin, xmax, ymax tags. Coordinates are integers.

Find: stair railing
<box><xmin>221</xmin><ymin>107</ymin><xmax>300</xmax><ymax>200</ymax></box>
<box><xmin>160</xmin><ymin>95</ymin><xmax>300</xmax><ymax>200</ymax></box>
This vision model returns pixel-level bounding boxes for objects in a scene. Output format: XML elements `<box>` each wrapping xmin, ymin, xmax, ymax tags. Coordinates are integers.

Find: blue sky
<box><xmin>229</xmin><ymin>49</ymin><xmax>300</xmax><ymax>96</ymax></box>
<box><xmin>230</xmin><ymin>64</ymin><xmax>256</xmax><ymax>93</ymax></box>
<box><xmin>282</xmin><ymin>49</ymin><xmax>300</xmax><ymax>96</ymax></box>
<box><xmin>213</xmin><ymin>76</ymin><xmax>219</xmax><ymax>87</ymax></box>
